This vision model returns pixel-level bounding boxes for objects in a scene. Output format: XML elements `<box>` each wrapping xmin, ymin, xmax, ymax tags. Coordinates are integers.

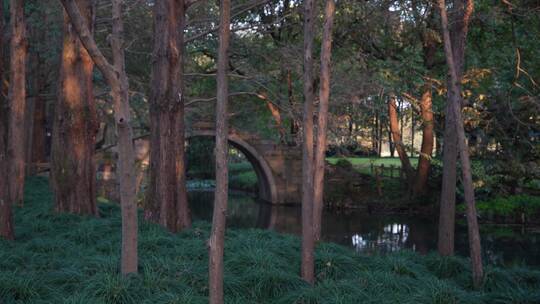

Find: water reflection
<box><xmin>188</xmin><ymin>191</ymin><xmax>540</xmax><ymax>266</ymax></box>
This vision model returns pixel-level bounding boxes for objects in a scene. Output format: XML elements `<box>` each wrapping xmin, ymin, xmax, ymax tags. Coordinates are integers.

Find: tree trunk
<box><xmin>0</xmin><ymin>0</ymin><xmax>12</xmax><ymax>240</ymax></box>
<box><xmin>146</xmin><ymin>0</ymin><xmax>191</xmax><ymax>232</ymax></box>
<box><xmin>312</xmin><ymin>0</ymin><xmax>335</xmax><ymax>243</ymax></box>
<box><xmin>388</xmin><ymin>96</ymin><xmax>414</xmax><ymax>182</ymax></box>
<box><xmin>51</xmin><ymin>0</ymin><xmax>98</xmax><ymax>216</ymax></box>
<box><xmin>59</xmin><ymin>0</ymin><xmax>138</xmax><ymax>275</ymax></box>
<box><xmin>300</xmin><ymin>0</ymin><xmax>316</xmax><ymax>285</ymax></box>
<box><xmin>6</xmin><ymin>0</ymin><xmax>27</xmax><ymax>207</ymax></box>
<box><xmin>437</xmin><ymin>0</ymin><xmax>483</xmax><ymax>288</ymax></box>
<box><xmin>208</xmin><ymin>0</ymin><xmax>231</xmax><ymax>302</ymax></box>
<box><xmin>413</xmin><ymin>85</ymin><xmax>434</xmax><ymax>195</ymax></box>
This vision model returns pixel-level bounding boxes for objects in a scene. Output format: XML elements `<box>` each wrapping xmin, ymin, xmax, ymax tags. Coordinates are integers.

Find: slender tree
<box><xmin>300</xmin><ymin>0</ymin><xmax>316</xmax><ymax>285</ymax></box>
<box><xmin>51</xmin><ymin>0</ymin><xmax>98</xmax><ymax>216</ymax></box>
<box><xmin>437</xmin><ymin>0</ymin><xmax>472</xmax><ymax>256</ymax></box>
<box><xmin>59</xmin><ymin>0</ymin><xmax>138</xmax><ymax>275</ymax></box>
<box><xmin>145</xmin><ymin>0</ymin><xmax>191</xmax><ymax>232</ymax></box>
<box><xmin>6</xmin><ymin>0</ymin><xmax>27</xmax><ymax>208</ymax></box>
<box><xmin>437</xmin><ymin>0</ymin><xmax>483</xmax><ymax>287</ymax></box>
<box><xmin>388</xmin><ymin>96</ymin><xmax>415</xmax><ymax>182</ymax></box>
<box><xmin>312</xmin><ymin>0</ymin><xmax>336</xmax><ymax>243</ymax></box>
<box><xmin>208</xmin><ymin>0</ymin><xmax>231</xmax><ymax>302</ymax></box>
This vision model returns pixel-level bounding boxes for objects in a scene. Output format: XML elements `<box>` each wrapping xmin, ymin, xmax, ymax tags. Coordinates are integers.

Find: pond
<box><xmin>189</xmin><ymin>190</ymin><xmax>540</xmax><ymax>267</ymax></box>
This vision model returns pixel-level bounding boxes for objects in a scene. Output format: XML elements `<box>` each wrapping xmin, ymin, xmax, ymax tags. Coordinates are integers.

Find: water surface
<box><xmin>189</xmin><ymin>191</ymin><xmax>540</xmax><ymax>267</ymax></box>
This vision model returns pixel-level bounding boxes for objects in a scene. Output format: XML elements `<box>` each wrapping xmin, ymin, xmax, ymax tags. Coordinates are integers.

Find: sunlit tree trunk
<box><xmin>301</xmin><ymin>0</ymin><xmax>316</xmax><ymax>285</ymax></box>
<box><xmin>6</xmin><ymin>0</ymin><xmax>27</xmax><ymax>207</ymax></box>
<box><xmin>146</xmin><ymin>0</ymin><xmax>191</xmax><ymax>232</ymax></box>
<box><xmin>313</xmin><ymin>0</ymin><xmax>336</xmax><ymax>243</ymax></box>
<box><xmin>59</xmin><ymin>0</ymin><xmax>138</xmax><ymax>275</ymax></box>
<box><xmin>437</xmin><ymin>0</ymin><xmax>483</xmax><ymax>288</ymax></box>
<box><xmin>413</xmin><ymin>85</ymin><xmax>434</xmax><ymax>195</ymax></box>
<box><xmin>51</xmin><ymin>0</ymin><xmax>98</xmax><ymax>216</ymax></box>
<box><xmin>208</xmin><ymin>0</ymin><xmax>231</xmax><ymax>302</ymax></box>
<box><xmin>388</xmin><ymin>96</ymin><xmax>414</xmax><ymax>183</ymax></box>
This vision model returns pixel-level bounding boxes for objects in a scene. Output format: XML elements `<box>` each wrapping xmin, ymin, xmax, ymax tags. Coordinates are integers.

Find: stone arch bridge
<box><xmin>127</xmin><ymin>122</ymin><xmax>303</xmax><ymax>204</ymax></box>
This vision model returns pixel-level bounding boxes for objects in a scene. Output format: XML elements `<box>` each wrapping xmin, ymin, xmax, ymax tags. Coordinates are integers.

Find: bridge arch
<box><xmin>187</xmin><ymin>130</ymin><xmax>279</xmax><ymax>204</ymax></box>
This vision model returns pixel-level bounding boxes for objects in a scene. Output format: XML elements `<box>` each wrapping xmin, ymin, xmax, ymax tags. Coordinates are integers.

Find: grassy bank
<box><xmin>1</xmin><ymin>177</ymin><xmax>540</xmax><ymax>303</ymax></box>
<box><xmin>326</xmin><ymin>157</ymin><xmax>419</xmax><ymax>176</ymax></box>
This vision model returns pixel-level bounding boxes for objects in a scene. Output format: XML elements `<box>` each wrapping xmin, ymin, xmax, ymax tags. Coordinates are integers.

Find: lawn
<box><xmin>327</xmin><ymin>157</ymin><xmax>419</xmax><ymax>175</ymax></box>
<box><xmin>2</xmin><ymin>177</ymin><xmax>539</xmax><ymax>303</ymax></box>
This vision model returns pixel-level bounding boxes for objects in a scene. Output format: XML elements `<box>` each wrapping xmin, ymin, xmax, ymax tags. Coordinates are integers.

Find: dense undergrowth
<box><xmin>1</xmin><ymin>177</ymin><xmax>540</xmax><ymax>303</ymax></box>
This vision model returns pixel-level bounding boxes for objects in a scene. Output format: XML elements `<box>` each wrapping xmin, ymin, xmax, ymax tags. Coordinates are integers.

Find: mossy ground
<box><xmin>1</xmin><ymin>177</ymin><xmax>539</xmax><ymax>303</ymax></box>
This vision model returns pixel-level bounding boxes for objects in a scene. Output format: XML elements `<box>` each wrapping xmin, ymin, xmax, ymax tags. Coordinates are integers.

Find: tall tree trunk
<box><xmin>413</xmin><ymin>85</ymin><xmax>434</xmax><ymax>195</ymax></box>
<box><xmin>6</xmin><ymin>0</ymin><xmax>27</xmax><ymax>207</ymax></box>
<box><xmin>59</xmin><ymin>0</ymin><xmax>138</xmax><ymax>275</ymax></box>
<box><xmin>388</xmin><ymin>96</ymin><xmax>414</xmax><ymax>182</ymax></box>
<box><xmin>51</xmin><ymin>0</ymin><xmax>98</xmax><ymax>216</ymax></box>
<box><xmin>410</xmin><ymin>110</ymin><xmax>415</xmax><ymax>157</ymax></box>
<box><xmin>300</xmin><ymin>0</ymin><xmax>316</xmax><ymax>285</ymax></box>
<box><xmin>208</xmin><ymin>0</ymin><xmax>231</xmax><ymax>302</ymax></box>
<box><xmin>312</xmin><ymin>0</ymin><xmax>335</xmax><ymax>243</ymax></box>
<box><xmin>146</xmin><ymin>0</ymin><xmax>191</xmax><ymax>232</ymax></box>
<box><xmin>437</xmin><ymin>0</ymin><xmax>483</xmax><ymax>288</ymax></box>
<box><xmin>0</xmin><ymin>0</ymin><xmax>12</xmax><ymax>240</ymax></box>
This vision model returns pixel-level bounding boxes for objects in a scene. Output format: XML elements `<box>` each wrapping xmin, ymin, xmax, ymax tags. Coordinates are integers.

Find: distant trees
<box><xmin>145</xmin><ymin>0</ymin><xmax>191</xmax><ymax>232</ymax></box>
<box><xmin>208</xmin><ymin>0</ymin><xmax>231</xmax><ymax>302</ymax></box>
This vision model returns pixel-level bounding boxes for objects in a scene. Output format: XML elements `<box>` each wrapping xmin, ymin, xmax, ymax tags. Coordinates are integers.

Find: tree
<box><xmin>6</xmin><ymin>0</ymin><xmax>27</xmax><ymax>208</ymax></box>
<box><xmin>312</xmin><ymin>0</ymin><xmax>336</xmax><ymax>243</ymax></box>
<box><xmin>145</xmin><ymin>0</ymin><xmax>191</xmax><ymax>232</ymax></box>
<box><xmin>437</xmin><ymin>0</ymin><xmax>483</xmax><ymax>287</ymax></box>
<box><xmin>388</xmin><ymin>96</ymin><xmax>415</xmax><ymax>184</ymax></box>
<box><xmin>300</xmin><ymin>0</ymin><xmax>316</xmax><ymax>285</ymax></box>
<box><xmin>0</xmin><ymin>0</ymin><xmax>13</xmax><ymax>241</ymax></box>
<box><xmin>59</xmin><ymin>0</ymin><xmax>138</xmax><ymax>275</ymax></box>
<box><xmin>51</xmin><ymin>0</ymin><xmax>98</xmax><ymax>216</ymax></box>
<box><xmin>208</xmin><ymin>0</ymin><xmax>231</xmax><ymax>302</ymax></box>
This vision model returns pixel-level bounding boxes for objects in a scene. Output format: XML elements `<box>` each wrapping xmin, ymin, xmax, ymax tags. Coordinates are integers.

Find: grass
<box><xmin>326</xmin><ymin>157</ymin><xmax>419</xmax><ymax>176</ymax></box>
<box><xmin>1</xmin><ymin>177</ymin><xmax>540</xmax><ymax>303</ymax></box>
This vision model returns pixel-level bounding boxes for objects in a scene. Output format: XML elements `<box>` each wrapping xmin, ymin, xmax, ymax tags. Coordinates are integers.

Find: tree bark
<box><xmin>51</xmin><ymin>0</ymin><xmax>98</xmax><ymax>216</ymax></box>
<box><xmin>145</xmin><ymin>0</ymin><xmax>191</xmax><ymax>232</ymax></box>
<box><xmin>6</xmin><ymin>0</ymin><xmax>27</xmax><ymax>207</ymax></box>
<box><xmin>388</xmin><ymin>96</ymin><xmax>414</xmax><ymax>183</ymax></box>
<box><xmin>437</xmin><ymin>0</ymin><xmax>471</xmax><ymax>257</ymax></box>
<box><xmin>0</xmin><ymin>0</ymin><xmax>12</xmax><ymax>240</ymax></box>
<box><xmin>413</xmin><ymin>85</ymin><xmax>434</xmax><ymax>195</ymax></box>
<box><xmin>208</xmin><ymin>0</ymin><xmax>231</xmax><ymax>302</ymax></box>
<box><xmin>300</xmin><ymin>0</ymin><xmax>316</xmax><ymax>285</ymax></box>
<box><xmin>437</xmin><ymin>0</ymin><xmax>483</xmax><ymax>288</ymax></box>
<box><xmin>312</xmin><ymin>0</ymin><xmax>336</xmax><ymax>243</ymax></box>
<box><xmin>59</xmin><ymin>0</ymin><xmax>138</xmax><ymax>275</ymax></box>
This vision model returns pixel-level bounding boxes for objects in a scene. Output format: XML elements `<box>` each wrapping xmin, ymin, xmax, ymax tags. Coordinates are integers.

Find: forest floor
<box><xmin>2</xmin><ymin>177</ymin><xmax>539</xmax><ymax>303</ymax></box>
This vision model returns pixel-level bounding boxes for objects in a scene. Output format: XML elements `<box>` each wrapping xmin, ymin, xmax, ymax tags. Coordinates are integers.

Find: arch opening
<box><xmin>186</xmin><ymin>131</ymin><xmax>278</xmax><ymax>204</ymax></box>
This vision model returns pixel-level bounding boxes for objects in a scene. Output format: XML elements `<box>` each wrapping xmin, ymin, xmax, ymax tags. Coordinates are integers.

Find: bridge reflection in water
<box><xmin>189</xmin><ymin>191</ymin><xmax>540</xmax><ymax>267</ymax></box>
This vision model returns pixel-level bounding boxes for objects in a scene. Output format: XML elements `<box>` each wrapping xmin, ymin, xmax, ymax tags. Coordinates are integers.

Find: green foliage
<box><xmin>1</xmin><ymin>177</ymin><xmax>540</xmax><ymax>303</ymax></box>
<box><xmin>458</xmin><ymin>195</ymin><xmax>540</xmax><ymax>218</ymax></box>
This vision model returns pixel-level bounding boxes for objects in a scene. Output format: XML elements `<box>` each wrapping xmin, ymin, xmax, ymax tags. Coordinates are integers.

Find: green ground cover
<box><xmin>1</xmin><ymin>177</ymin><xmax>539</xmax><ymax>303</ymax></box>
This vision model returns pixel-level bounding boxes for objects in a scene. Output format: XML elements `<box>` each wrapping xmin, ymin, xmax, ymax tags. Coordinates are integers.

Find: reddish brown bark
<box><xmin>208</xmin><ymin>0</ymin><xmax>231</xmax><ymax>302</ymax></box>
<box><xmin>413</xmin><ymin>86</ymin><xmax>434</xmax><ymax>195</ymax></box>
<box><xmin>51</xmin><ymin>0</ymin><xmax>98</xmax><ymax>216</ymax></box>
<box><xmin>388</xmin><ymin>96</ymin><xmax>414</xmax><ymax>183</ymax></box>
<box><xmin>312</xmin><ymin>0</ymin><xmax>336</xmax><ymax>243</ymax></box>
<box><xmin>145</xmin><ymin>0</ymin><xmax>191</xmax><ymax>232</ymax></box>
<box><xmin>59</xmin><ymin>0</ymin><xmax>138</xmax><ymax>275</ymax></box>
<box><xmin>301</xmin><ymin>0</ymin><xmax>316</xmax><ymax>285</ymax></box>
<box><xmin>438</xmin><ymin>0</ymin><xmax>483</xmax><ymax>288</ymax></box>
<box><xmin>6</xmin><ymin>0</ymin><xmax>27</xmax><ymax>207</ymax></box>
